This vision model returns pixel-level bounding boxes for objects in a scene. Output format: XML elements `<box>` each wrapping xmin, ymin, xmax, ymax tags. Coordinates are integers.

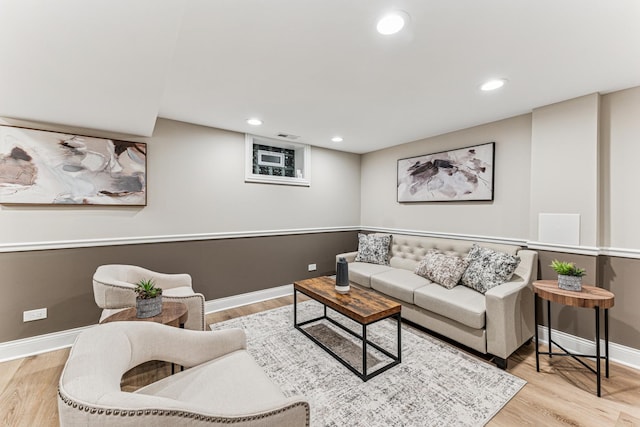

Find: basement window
<box><xmin>245</xmin><ymin>134</ymin><xmax>310</xmax><ymax>186</ymax></box>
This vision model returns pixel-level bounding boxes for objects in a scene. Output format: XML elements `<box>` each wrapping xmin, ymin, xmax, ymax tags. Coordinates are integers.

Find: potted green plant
<box><xmin>550</xmin><ymin>260</ymin><xmax>586</xmax><ymax>291</ymax></box>
<box><xmin>135</xmin><ymin>279</ymin><xmax>163</xmax><ymax>318</ymax></box>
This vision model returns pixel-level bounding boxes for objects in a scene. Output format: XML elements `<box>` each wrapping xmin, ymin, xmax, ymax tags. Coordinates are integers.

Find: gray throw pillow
<box><xmin>414</xmin><ymin>249</ymin><xmax>468</xmax><ymax>289</ymax></box>
<box><xmin>354</xmin><ymin>233</ymin><xmax>391</xmax><ymax>265</ymax></box>
<box><xmin>460</xmin><ymin>244</ymin><xmax>520</xmax><ymax>294</ymax></box>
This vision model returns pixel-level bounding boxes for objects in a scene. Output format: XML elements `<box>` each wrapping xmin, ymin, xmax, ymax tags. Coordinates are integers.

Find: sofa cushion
<box><xmin>355</xmin><ymin>233</ymin><xmax>391</xmax><ymax>265</ymax></box>
<box><xmin>348</xmin><ymin>262</ymin><xmax>394</xmax><ymax>288</ymax></box>
<box><xmin>461</xmin><ymin>244</ymin><xmax>521</xmax><ymax>294</ymax></box>
<box><xmin>414</xmin><ymin>249</ymin><xmax>468</xmax><ymax>289</ymax></box>
<box><xmin>414</xmin><ymin>283</ymin><xmax>486</xmax><ymax>329</ymax></box>
<box><xmin>370</xmin><ymin>269</ymin><xmax>430</xmax><ymax>304</ymax></box>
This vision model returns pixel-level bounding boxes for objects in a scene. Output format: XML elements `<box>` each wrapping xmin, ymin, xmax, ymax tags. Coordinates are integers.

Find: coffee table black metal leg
<box><xmin>596</xmin><ymin>306</ymin><xmax>601</xmax><ymax>397</ymax></box>
<box><xmin>293</xmin><ymin>289</ymin><xmax>298</xmax><ymax>326</ymax></box>
<box><xmin>535</xmin><ymin>293</ymin><xmax>540</xmax><ymax>371</ymax></box>
<box><xmin>605</xmin><ymin>308</ymin><xmax>610</xmax><ymax>378</ymax></box>
<box><xmin>362</xmin><ymin>324</ymin><xmax>367</xmax><ymax>380</ymax></box>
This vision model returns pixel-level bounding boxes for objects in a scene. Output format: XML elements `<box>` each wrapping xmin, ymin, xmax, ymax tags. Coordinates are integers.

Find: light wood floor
<box><xmin>1</xmin><ymin>295</ymin><xmax>640</xmax><ymax>426</ymax></box>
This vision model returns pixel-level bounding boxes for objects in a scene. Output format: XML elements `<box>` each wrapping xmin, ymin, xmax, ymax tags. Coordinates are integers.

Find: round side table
<box><xmin>100</xmin><ymin>301</ymin><xmax>189</xmax><ymax>328</ymax></box>
<box><xmin>533</xmin><ymin>280</ymin><xmax>614</xmax><ymax>397</ymax></box>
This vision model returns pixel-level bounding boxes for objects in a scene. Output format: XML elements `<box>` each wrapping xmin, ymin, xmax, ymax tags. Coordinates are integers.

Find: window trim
<box><xmin>244</xmin><ymin>134</ymin><xmax>311</xmax><ymax>186</ymax></box>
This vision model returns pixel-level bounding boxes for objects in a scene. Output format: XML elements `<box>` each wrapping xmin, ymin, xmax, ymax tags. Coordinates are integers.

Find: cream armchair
<box><xmin>93</xmin><ymin>264</ymin><xmax>205</xmax><ymax>331</ymax></box>
<box><xmin>58</xmin><ymin>322</ymin><xmax>310</xmax><ymax>426</ymax></box>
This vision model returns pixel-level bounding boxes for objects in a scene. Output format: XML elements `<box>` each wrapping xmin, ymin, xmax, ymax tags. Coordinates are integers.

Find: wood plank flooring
<box><xmin>1</xmin><ymin>295</ymin><xmax>639</xmax><ymax>426</ymax></box>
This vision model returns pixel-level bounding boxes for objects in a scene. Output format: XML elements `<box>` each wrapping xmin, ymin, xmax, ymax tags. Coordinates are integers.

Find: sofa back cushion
<box><xmin>389</xmin><ymin>234</ymin><xmax>520</xmax><ymax>272</ymax></box>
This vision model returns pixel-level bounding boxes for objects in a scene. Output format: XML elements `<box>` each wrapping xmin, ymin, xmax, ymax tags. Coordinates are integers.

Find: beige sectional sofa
<box><xmin>337</xmin><ymin>234</ymin><xmax>538</xmax><ymax>368</ymax></box>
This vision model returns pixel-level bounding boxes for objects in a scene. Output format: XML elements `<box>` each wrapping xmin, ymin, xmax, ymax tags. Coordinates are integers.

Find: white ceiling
<box><xmin>1</xmin><ymin>0</ymin><xmax>639</xmax><ymax>154</ymax></box>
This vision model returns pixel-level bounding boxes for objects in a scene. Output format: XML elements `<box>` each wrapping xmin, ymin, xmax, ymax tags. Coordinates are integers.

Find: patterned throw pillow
<box><xmin>460</xmin><ymin>244</ymin><xmax>521</xmax><ymax>294</ymax></box>
<box><xmin>354</xmin><ymin>233</ymin><xmax>391</xmax><ymax>265</ymax></box>
<box><xmin>414</xmin><ymin>249</ymin><xmax>468</xmax><ymax>289</ymax></box>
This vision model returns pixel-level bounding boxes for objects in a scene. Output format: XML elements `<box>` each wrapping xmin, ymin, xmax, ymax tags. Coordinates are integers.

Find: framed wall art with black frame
<box><xmin>397</xmin><ymin>142</ymin><xmax>495</xmax><ymax>203</ymax></box>
<box><xmin>0</xmin><ymin>125</ymin><xmax>147</xmax><ymax>206</ymax></box>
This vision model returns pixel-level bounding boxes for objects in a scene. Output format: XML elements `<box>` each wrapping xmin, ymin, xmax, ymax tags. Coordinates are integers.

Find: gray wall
<box><xmin>2</xmin><ymin>87</ymin><xmax>640</xmax><ymax>352</ymax></box>
<box><xmin>359</xmin><ymin>86</ymin><xmax>640</xmax><ymax>350</ymax></box>
<box><xmin>0</xmin><ymin>118</ymin><xmax>361</xmax><ymax>343</ymax></box>
<box><xmin>361</xmin><ymin>114</ymin><xmax>532</xmax><ymax>239</ymax></box>
<box><xmin>0</xmin><ymin>231</ymin><xmax>358</xmax><ymax>342</ymax></box>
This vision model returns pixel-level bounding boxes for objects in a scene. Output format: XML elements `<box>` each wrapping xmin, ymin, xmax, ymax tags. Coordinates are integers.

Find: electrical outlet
<box><xmin>23</xmin><ymin>308</ymin><xmax>47</xmax><ymax>322</ymax></box>
<box><xmin>308</xmin><ymin>263</ymin><xmax>317</xmax><ymax>272</ymax></box>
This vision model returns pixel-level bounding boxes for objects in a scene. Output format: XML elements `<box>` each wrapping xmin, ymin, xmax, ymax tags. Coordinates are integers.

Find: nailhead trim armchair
<box><xmin>58</xmin><ymin>322</ymin><xmax>310</xmax><ymax>426</ymax></box>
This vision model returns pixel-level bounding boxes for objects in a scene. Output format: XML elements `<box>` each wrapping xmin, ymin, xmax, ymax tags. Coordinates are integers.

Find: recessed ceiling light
<box><xmin>331</xmin><ymin>136</ymin><xmax>343</xmax><ymax>143</ymax></box>
<box><xmin>246</xmin><ymin>118</ymin><xmax>263</xmax><ymax>126</ymax></box>
<box><xmin>480</xmin><ymin>79</ymin><xmax>507</xmax><ymax>91</ymax></box>
<box><xmin>377</xmin><ymin>12</ymin><xmax>407</xmax><ymax>35</ymax></box>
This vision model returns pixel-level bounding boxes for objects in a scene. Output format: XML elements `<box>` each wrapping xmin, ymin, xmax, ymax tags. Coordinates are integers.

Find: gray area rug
<box><xmin>210</xmin><ymin>300</ymin><xmax>525</xmax><ymax>427</ymax></box>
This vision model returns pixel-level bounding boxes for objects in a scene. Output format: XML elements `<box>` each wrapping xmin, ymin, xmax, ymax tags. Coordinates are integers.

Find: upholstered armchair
<box><xmin>58</xmin><ymin>322</ymin><xmax>310</xmax><ymax>426</ymax></box>
<box><xmin>93</xmin><ymin>264</ymin><xmax>205</xmax><ymax>331</ymax></box>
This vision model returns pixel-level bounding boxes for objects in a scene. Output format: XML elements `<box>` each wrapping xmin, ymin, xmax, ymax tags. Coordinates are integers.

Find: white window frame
<box><xmin>245</xmin><ymin>134</ymin><xmax>311</xmax><ymax>186</ymax></box>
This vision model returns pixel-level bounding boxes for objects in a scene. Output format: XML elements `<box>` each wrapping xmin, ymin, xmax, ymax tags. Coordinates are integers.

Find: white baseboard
<box><xmin>205</xmin><ymin>284</ymin><xmax>293</xmax><ymax>314</ymax></box>
<box><xmin>0</xmin><ymin>325</ymin><xmax>95</xmax><ymax>363</ymax></box>
<box><xmin>537</xmin><ymin>326</ymin><xmax>640</xmax><ymax>371</ymax></box>
<box><xmin>0</xmin><ymin>285</ymin><xmax>294</xmax><ymax>363</ymax></box>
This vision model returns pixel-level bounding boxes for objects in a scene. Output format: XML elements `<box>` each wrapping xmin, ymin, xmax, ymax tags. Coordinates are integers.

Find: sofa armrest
<box><xmin>336</xmin><ymin>251</ymin><xmax>358</xmax><ymax>263</ymax></box>
<box><xmin>485</xmin><ymin>250</ymin><xmax>538</xmax><ymax>359</ymax></box>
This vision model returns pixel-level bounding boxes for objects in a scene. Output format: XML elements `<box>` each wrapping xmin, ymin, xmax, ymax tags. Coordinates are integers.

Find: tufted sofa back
<box><xmin>389</xmin><ymin>234</ymin><xmax>521</xmax><ymax>271</ymax></box>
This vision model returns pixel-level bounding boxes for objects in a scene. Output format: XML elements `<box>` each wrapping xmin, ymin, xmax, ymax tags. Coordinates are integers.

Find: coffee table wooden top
<box><xmin>533</xmin><ymin>280</ymin><xmax>614</xmax><ymax>309</ymax></box>
<box><xmin>100</xmin><ymin>301</ymin><xmax>189</xmax><ymax>327</ymax></box>
<box><xmin>294</xmin><ymin>276</ymin><xmax>401</xmax><ymax>324</ymax></box>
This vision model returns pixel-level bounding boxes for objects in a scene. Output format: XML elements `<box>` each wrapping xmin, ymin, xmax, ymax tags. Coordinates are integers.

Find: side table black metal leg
<box><xmin>397</xmin><ymin>313</ymin><xmax>402</xmax><ymax>363</ymax></box>
<box><xmin>595</xmin><ymin>306</ymin><xmax>601</xmax><ymax>397</ymax></box>
<box><xmin>605</xmin><ymin>308</ymin><xmax>610</xmax><ymax>378</ymax></box>
<box><xmin>534</xmin><ymin>293</ymin><xmax>540</xmax><ymax>371</ymax></box>
<box><xmin>547</xmin><ymin>300</ymin><xmax>552</xmax><ymax>358</ymax></box>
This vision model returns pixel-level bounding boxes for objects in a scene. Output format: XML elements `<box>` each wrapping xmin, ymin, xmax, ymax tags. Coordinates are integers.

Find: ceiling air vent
<box><xmin>276</xmin><ymin>133</ymin><xmax>300</xmax><ymax>140</ymax></box>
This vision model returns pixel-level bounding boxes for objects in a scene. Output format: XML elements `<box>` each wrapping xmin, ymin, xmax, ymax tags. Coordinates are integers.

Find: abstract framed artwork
<box><xmin>0</xmin><ymin>125</ymin><xmax>146</xmax><ymax>206</ymax></box>
<box><xmin>397</xmin><ymin>142</ymin><xmax>495</xmax><ymax>202</ymax></box>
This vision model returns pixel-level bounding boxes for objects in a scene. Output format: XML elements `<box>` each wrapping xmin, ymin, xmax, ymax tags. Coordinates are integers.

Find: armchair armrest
<box><xmin>124</xmin><ymin>323</ymin><xmax>247</xmax><ymax>368</ymax></box>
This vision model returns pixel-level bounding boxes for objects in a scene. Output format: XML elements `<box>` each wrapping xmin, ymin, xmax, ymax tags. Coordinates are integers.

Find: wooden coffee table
<box><xmin>101</xmin><ymin>301</ymin><xmax>189</xmax><ymax>328</ymax></box>
<box><xmin>293</xmin><ymin>276</ymin><xmax>402</xmax><ymax>381</ymax></box>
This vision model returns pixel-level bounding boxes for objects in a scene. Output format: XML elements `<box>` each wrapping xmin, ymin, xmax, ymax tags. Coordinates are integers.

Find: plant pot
<box><xmin>557</xmin><ymin>275</ymin><xmax>582</xmax><ymax>292</ymax></box>
<box><xmin>136</xmin><ymin>296</ymin><xmax>162</xmax><ymax>318</ymax></box>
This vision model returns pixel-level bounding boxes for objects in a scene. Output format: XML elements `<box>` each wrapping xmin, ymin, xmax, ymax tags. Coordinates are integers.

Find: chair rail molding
<box><xmin>0</xmin><ymin>226</ymin><xmax>360</xmax><ymax>253</ymax></box>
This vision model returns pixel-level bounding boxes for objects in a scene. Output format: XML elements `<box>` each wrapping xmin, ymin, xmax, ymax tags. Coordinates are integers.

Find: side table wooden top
<box><xmin>533</xmin><ymin>280</ymin><xmax>614</xmax><ymax>309</ymax></box>
<box><xmin>100</xmin><ymin>301</ymin><xmax>189</xmax><ymax>327</ymax></box>
<box><xmin>294</xmin><ymin>276</ymin><xmax>401</xmax><ymax>324</ymax></box>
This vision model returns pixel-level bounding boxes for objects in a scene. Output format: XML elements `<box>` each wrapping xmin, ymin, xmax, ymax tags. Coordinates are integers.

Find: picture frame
<box><xmin>397</xmin><ymin>142</ymin><xmax>495</xmax><ymax>202</ymax></box>
<box><xmin>0</xmin><ymin>125</ymin><xmax>147</xmax><ymax>206</ymax></box>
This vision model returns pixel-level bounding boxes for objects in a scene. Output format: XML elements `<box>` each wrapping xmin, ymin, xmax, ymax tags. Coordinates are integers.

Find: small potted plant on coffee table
<box><xmin>135</xmin><ymin>279</ymin><xmax>163</xmax><ymax>318</ymax></box>
<box><xmin>550</xmin><ymin>260</ymin><xmax>586</xmax><ymax>292</ymax></box>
